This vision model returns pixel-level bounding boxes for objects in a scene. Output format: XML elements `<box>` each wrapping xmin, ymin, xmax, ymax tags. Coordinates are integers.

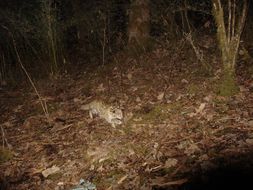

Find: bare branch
<box><xmin>231</xmin><ymin>0</ymin><xmax>236</xmax><ymax>38</ymax></box>
<box><xmin>228</xmin><ymin>0</ymin><xmax>231</xmax><ymax>43</ymax></box>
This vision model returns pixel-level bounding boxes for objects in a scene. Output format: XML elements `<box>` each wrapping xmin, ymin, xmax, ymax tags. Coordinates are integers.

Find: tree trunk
<box><xmin>71</xmin><ymin>0</ymin><xmax>87</xmax><ymax>50</ymax></box>
<box><xmin>127</xmin><ymin>0</ymin><xmax>150</xmax><ymax>54</ymax></box>
<box><xmin>212</xmin><ymin>0</ymin><xmax>247</xmax><ymax>96</ymax></box>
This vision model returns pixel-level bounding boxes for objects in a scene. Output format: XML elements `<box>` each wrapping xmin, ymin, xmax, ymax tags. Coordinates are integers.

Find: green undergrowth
<box><xmin>187</xmin><ymin>83</ymin><xmax>200</xmax><ymax>95</ymax></box>
<box><xmin>193</xmin><ymin>65</ymin><xmax>213</xmax><ymax>77</ymax></box>
<box><xmin>0</xmin><ymin>147</ymin><xmax>13</xmax><ymax>163</ymax></box>
<box><xmin>47</xmin><ymin>172</ymin><xmax>63</xmax><ymax>180</ymax></box>
<box><xmin>135</xmin><ymin>104</ymin><xmax>170</xmax><ymax>124</ymax></box>
<box><xmin>218</xmin><ymin>72</ymin><xmax>239</xmax><ymax>96</ymax></box>
<box><xmin>129</xmin><ymin>102</ymin><xmax>184</xmax><ymax>125</ymax></box>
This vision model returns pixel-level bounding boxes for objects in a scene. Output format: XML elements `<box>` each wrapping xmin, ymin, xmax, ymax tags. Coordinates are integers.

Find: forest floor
<box><xmin>1</xmin><ymin>36</ymin><xmax>253</xmax><ymax>190</ymax></box>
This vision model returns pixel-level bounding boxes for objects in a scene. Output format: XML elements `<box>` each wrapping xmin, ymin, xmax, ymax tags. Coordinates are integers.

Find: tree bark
<box><xmin>127</xmin><ymin>0</ymin><xmax>150</xmax><ymax>54</ymax></box>
<box><xmin>212</xmin><ymin>0</ymin><xmax>248</xmax><ymax>96</ymax></box>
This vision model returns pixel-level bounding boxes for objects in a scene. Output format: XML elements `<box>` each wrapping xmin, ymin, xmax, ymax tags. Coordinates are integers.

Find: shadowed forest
<box><xmin>1</xmin><ymin>0</ymin><xmax>253</xmax><ymax>189</ymax></box>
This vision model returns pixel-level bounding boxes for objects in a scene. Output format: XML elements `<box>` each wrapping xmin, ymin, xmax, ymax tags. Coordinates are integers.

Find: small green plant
<box><xmin>133</xmin><ymin>104</ymin><xmax>171</xmax><ymax>124</ymax></box>
<box><xmin>218</xmin><ymin>71</ymin><xmax>239</xmax><ymax>96</ymax></box>
<box><xmin>187</xmin><ymin>84</ymin><xmax>199</xmax><ymax>95</ymax></box>
<box><xmin>0</xmin><ymin>147</ymin><xmax>13</xmax><ymax>163</ymax></box>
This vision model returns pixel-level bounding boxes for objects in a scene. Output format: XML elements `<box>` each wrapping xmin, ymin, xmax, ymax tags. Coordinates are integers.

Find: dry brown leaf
<box><xmin>196</xmin><ymin>103</ymin><xmax>206</xmax><ymax>114</ymax></box>
<box><xmin>42</xmin><ymin>165</ymin><xmax>60</xmax><ymax>178</ymax></box>
<box><xmin>157</xmin><ymin>92</ymin><xmax>165</xmax><ymax>101</ymax></box>
<box><xmin>127</xmin><ymin>73</ymin><xmax>132</xmax><ymax>80</ymax></box>
<box><xmin>164</xmin><ymin>158</ymin><xmax>178</xmax><ymax>168</ymax></box>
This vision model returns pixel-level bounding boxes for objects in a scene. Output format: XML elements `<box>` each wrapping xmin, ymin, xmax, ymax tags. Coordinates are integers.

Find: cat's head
<box><xmin>109</xmin><ymin>107</ymin><xmax>123</xmax><ymax>124</ymax></box>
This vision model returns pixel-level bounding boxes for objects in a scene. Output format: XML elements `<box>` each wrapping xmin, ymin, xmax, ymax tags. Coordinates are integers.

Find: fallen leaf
<box><xmin>176</xmin><ymin>95</ymin><xmax>182</xmax><ymax>101</ymax></box>
<box><xmin>248</xmin><ymin>120</ymin><xmax>253</xmax><ymax>127</ymax></box>
<box><xmin>97</xmin><ymin>83</ymin><xmax>105</xmax><ymax>92</ymax></box>
<box><xmin>42</xmin><ymin>165</ymin><xmax>60</xmax><ymax>178</ymax></box>
<box><xmin>73</xmin><ymin>98</ymin><xmax>82</xmax><ymax>103</ymax></box>
<box><xmin>204</xmin><ymin>95</ymin><xmax>212</xmax><ymax>102</ymax></box>
<box><xmin>184</xmin><ymin>143</ymin><xmax>200</xmax><ymax>156</ymax></box>
<box><xmin>127</xmin><ymin>73</ymin><xmax>132</xmax><ymax>80</ymax></box>
<box><xmin>181</xmin><ymin>79</ymin><xmax>189</xmax><ymax>84</ymax></box>
<box><xmin>13</xmin><ymin>105</ymin><xmax>23</xmax><ymax>112</ymax></box>
<box><xmin>2</xmin><ymin>121</ymin><xmax>13</xmax><ymax>128</ymax></box>
<box><xmin>245</xmin><ymin>138</ymin><xmax>253</xmax><ymax>145</ymax></box>
<box><xmin>136</xmin><ymin>97</ymin><xmax>141</xmax><ymax>102</ymax></box>
<box><xmin>196</xmin><ymin>103</ymin><xmax>206</xmax><ymax>114</ymax></box>
<box><xmin>164</xmin><ymin>158</ymin><xmax>178</xmax><ymax>168</ymax></box>
<box><xmin>157</xmin><ymin>92</ymin><xmax>165</xmax><ymax>101</ymax></box>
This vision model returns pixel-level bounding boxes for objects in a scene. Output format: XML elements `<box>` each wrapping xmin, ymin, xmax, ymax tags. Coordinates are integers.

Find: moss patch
<box><xmin>0</xmin><ymin>147</ymin><xmax>13</xmax><ymax>163</ymax></box>
<box><xmin>129</xmin><ymin>101</ymin><xmax>185</xmax><ymax>125</ymax></box>
<box><xmin>218</xmin><ymin>71</ymin><xmax>239</xmax><ymax>96</ymax></box>
<box><xmin>193</xmin><ymin>65</ymin><xmax>213</xmax><ymax>77</ymax></box>
<box><xmin>187</xmin><ymin>84</ymin><xmax>200</xmax><ymax>95</ymax></box>
<box><xmin>47</xmin><ymin>172</ymin><xmax>63</xmax><ymax>180</ymax></box>
<box><xmin>143</xmin><ymin>105</ymin><xmax>169</xmax><ymax>122</ymax></box>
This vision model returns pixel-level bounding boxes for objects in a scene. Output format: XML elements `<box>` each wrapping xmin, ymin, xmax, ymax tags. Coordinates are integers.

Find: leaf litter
<box><xmin>1</xmin><ymin>46</ymin><xmax>253</xmax><ymax>190</ymax></box>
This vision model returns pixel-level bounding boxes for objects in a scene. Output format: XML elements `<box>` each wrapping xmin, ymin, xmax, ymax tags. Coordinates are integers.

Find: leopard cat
<box><xmin>81</xmin><ymin>100</ymin><xmax>123</xmax><ymax>127</ymax></box>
